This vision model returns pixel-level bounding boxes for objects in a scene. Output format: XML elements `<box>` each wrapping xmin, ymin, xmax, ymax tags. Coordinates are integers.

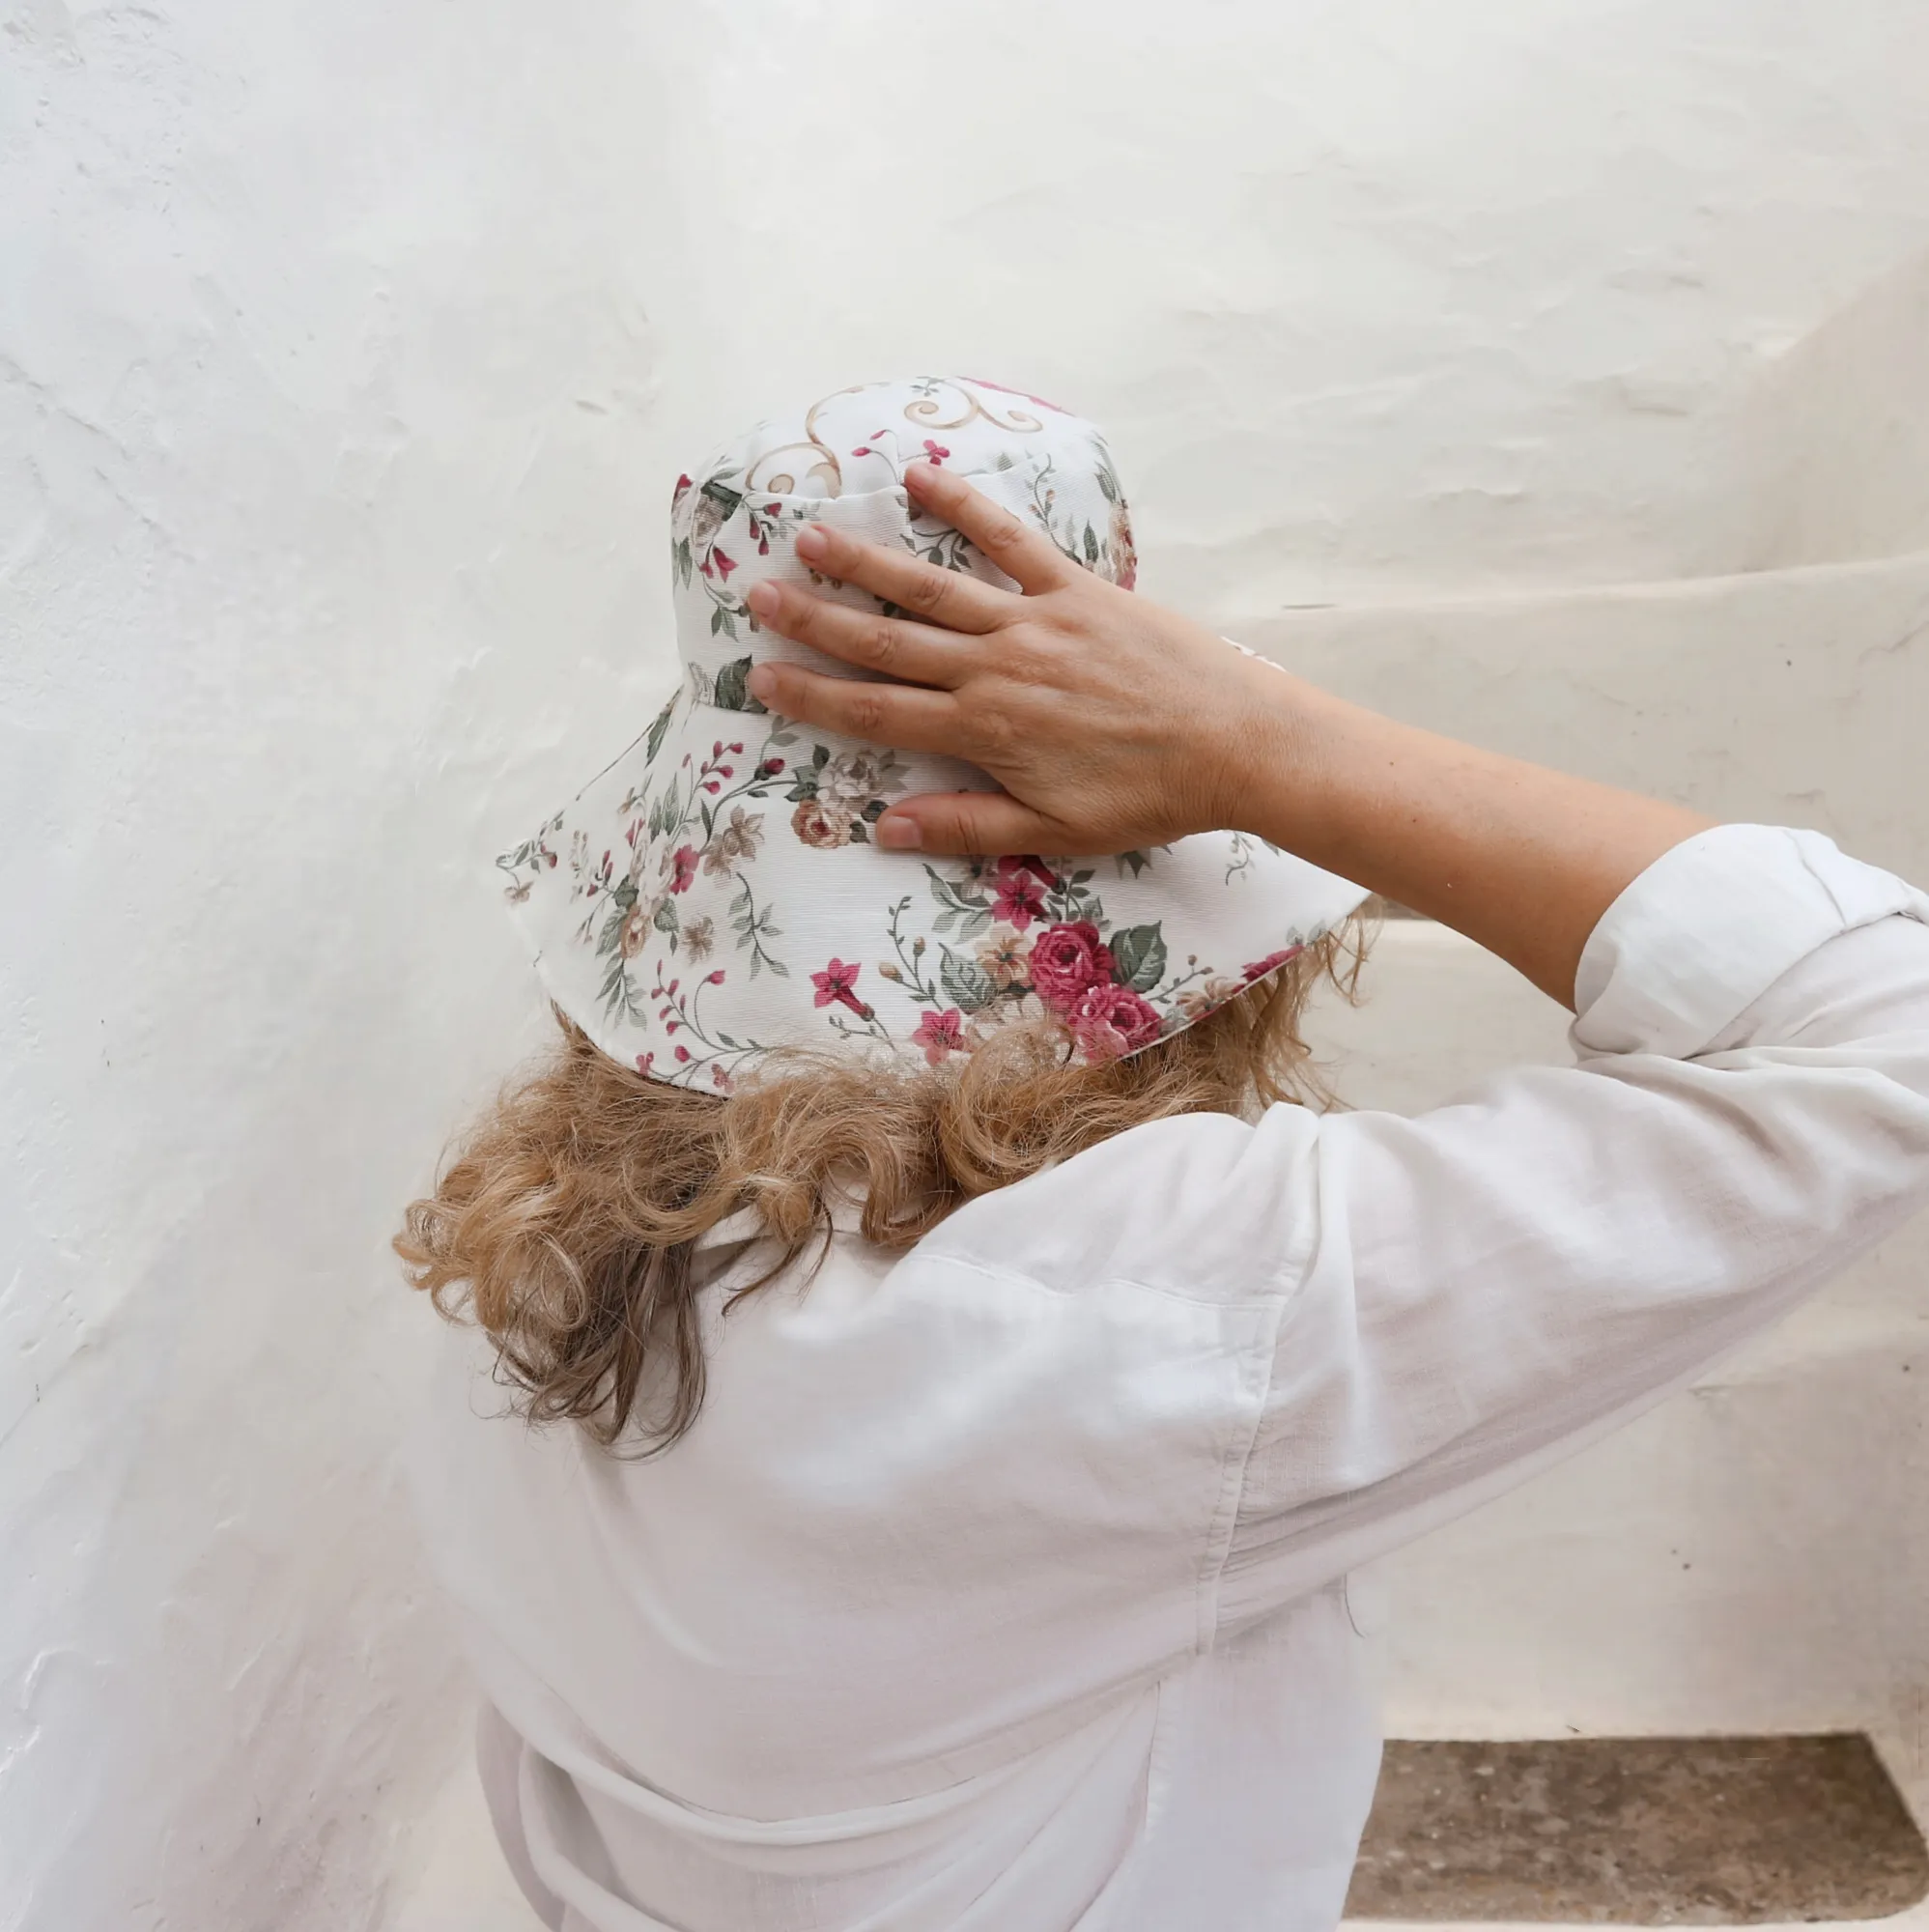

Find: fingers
<box><xmin>792</xmin><ymin>524</ymin><xmax>1011</xmax><ymax>635</ymax></box>
<box><xmin>902</xmin><ymin>465</ymin><xmax>1075</xmax><ymax>595</ymax></box>
<box><xmin>875</xmin><ymin>792</ymin><xmax>1067</xmax><ymax>857</ymax></box>
<box><xmin>746</xmin><ymin>581</ymin><xmax>966</xmax><ymax>689</ymax></box>
<box><xmin>746</xmin><ymin>660</ymin><xmax>973</xmax><ymax>757</ymax></box>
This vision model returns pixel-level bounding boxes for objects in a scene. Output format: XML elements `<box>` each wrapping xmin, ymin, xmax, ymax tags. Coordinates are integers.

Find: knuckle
<box><xmin>842</xmin><ymin>686</ymin><xmax>887</xmax><ymax>737</ymax></box>
<box><xmin>780</xmin><ymin>591</ymin><xmax>821</xmax><ymax>639</ymax></box>
<box><xmin>902</xmin><ymin>568</ymin><xmax>950</xmax><ymax>616</ymax></box>
<box><xmin>863</xmin><ymin>620</ymin><xmax>900</xmax><ymax>668</ymax></box>
<box><xmin>998</xmin><ymin>624</ymin><xmax>1055</xmax><ymax>683</ymax></box>
<box><xmin>970</xmin><ymin>704</ymin><xmax>1018</xmax><ymax>764</ymax></box>
<box><xmin>979</xmin><ymin>513</ymin><xmax>1027</xmax><ymax>555</ymax></box>
<box><xmin>929</xmin><ymin>809</ymin><xmax>975</xmax><ymax>852</ymax></box>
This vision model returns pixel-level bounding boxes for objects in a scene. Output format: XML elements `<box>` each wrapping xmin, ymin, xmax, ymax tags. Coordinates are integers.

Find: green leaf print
<box><xmin>1109</xmin><ymin>923</ymin><xmax>1168</xmax><ymax>994</ymax></box>
<box><xmin>924</xmin><ymin>865</ymin><xmax>992</xmax><ymax>939</ymax></box>
<box><xmin>712</xmin><ymin>657</ymin><xmax>765</xmax><ymax>714</ymax></box>
<box><xmin>938</xmin><ymin>948</ymin><xmax>998</xmax><ymax>1014</ymax></box>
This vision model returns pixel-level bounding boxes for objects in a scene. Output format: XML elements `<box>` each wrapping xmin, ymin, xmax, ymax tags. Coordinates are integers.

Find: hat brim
<box><xmin>499</xmin><ymin>677</ymin><xmax>1370</xmax><ymax>1090</ymax></box>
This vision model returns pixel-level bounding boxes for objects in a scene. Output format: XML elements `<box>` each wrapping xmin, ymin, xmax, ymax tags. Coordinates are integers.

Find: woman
<box><xmin>402</xmin><ymin>378</ymin><xmax>1929</xmax><ymax>1931</ymax></box>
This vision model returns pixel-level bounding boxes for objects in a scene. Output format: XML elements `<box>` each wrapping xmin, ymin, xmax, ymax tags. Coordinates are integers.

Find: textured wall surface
<box><xmin>5</xmin><ymin>4</ymin><xmax>1929</xmax><ymax>1928</ymax></box>
<box><xmin>0</xmin><ymin>3</ymin><xmax>676</xmax><ymax>1926</ymax></box>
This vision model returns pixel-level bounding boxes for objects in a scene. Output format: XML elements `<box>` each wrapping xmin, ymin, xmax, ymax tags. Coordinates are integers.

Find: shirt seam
<box><xmin>917</xmin><ymin>1245</ymin><xmax>1311</xmax><ymax>1659</ymax></box>
<box><xmin>1194</xmin><ymin>1245</ymin><xmax>1307</xmax><ymax>1656</ymax></box>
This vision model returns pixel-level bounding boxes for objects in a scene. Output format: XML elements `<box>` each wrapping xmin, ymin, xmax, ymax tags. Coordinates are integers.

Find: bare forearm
<box><xmin>1240</xmin><ymin>675</ymin><xmax>1713</xmax><ymax>1008</ymax></box>
<box><xmin>746</xmin><ymin>469</ymin><xmax>1713</xmax><ymax>1009</ymax></box>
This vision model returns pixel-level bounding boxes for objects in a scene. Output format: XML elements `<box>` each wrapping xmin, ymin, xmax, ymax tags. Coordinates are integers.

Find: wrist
<box><xmin>1209</xmin><ymin>656</ymin><xmax>1359</xmax><ymax>852</ymax></box>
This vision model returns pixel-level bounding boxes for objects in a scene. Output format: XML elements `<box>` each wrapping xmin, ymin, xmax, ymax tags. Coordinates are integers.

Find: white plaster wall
<box><xmin>7</xmin><ymin>3</ymin><xmax>1929</xmax><ymax>1927</ymax></box>
<box><xmin>1</xmin><ymin>4</ymin><xmax>678</xmax><ymax>1925</ymax></box>
<box><xmin>1737</xmin><ymin>245</ymin><xmax>1929</xmax><ymax>569</ymax></box>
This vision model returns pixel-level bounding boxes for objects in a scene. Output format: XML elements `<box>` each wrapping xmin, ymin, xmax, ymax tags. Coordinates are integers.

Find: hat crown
<box><xmin>667</xmin><ymin>378</ymin><xmax>1137</xmax><ymax>691</ymax></box>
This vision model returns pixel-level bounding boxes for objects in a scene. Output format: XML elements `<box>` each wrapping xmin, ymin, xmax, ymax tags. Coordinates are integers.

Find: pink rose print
<box><xmin>1066</xmin><ymin>983</ymin><xmax>1163</xmax><ymax>1060</ymax></box>
<box><xmin>989</xmin><ymin>854</ymin><xmax>1056</xmax><ymax>930</ymax></box>
<box><xmin>922</xmin><ymin>440</ymin><xmax>950</xmax><ymax>465</ymax></box>
<box><xmin>667</xmin><ymin>844</ymin><xmax>700</xmax><ymax>894</ymax></box>
<box><xmin>636</xmin><ymin>1051</ymin><xmax>655</xmax><ymax>1077</ymax></box>
<box><xmin>910</xmin><ymin>1008</ymin><xmax>967</xmax><ymax>1065</ymax></box>
<box><xmin>1029</xmin><ymin>921</ymin><xmax>1116</xmax><ymax>1011</ymax></box>
<box><xmin>811</xmin><ymin>957</ymin><xmax>874</xmax><ymax>1021</ymax></box>
<box><xmin>1241</xmin><ymin>946</ymin><xmax>1304</xmax><ymax>983</ymax></box>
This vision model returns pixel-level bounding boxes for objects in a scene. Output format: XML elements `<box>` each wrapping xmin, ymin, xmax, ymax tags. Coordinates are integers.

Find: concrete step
<box><xmin>1347</xmin><ymin>1735</ymin><xmax>1929</xmax><ymax>1923</ymax></box>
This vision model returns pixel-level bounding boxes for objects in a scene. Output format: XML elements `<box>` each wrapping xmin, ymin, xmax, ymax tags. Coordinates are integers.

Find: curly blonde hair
<box><xmin>397</xmin><ymin>924</ymin><xmax>1367</xmax><ymax>1453</ymax></box>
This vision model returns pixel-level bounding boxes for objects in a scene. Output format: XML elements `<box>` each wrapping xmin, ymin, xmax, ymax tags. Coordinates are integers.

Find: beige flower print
<box><xmin>687</xmin><ymin>489</ymin><xmax>729</xmax><ymax>552</ymax></box>
<box><xmin>976</xmin><ymin>922</ymin><xmax>1034</xmax><ymax>988</ymax></box>
<box><xmin>620</xmin><ymin>896</ymin><xmax>663</xmax><ymax>959</ymax></box>
<box><xmin>702</xmin><ymin>806</ymin><xmax>764</xmax><ymax>878</ymax></box>
<box><xmin>815</xmin><ymin>748</ymin><xmax>902</xmax><ymax>819</ymax></box>
<box><xmin>1175</xmin><ymin>975</ymin><xmax>1242</xmax><ymax>1021</ymax></box>
<box><xmin>966</xmin><ymin>990</ymin><xmax>1051</xmax><ymax>1048</ymax></box>
<box><xmin>791</xmin><ymin>798</ymin><xmax>852</xmax><ymax>849</ymax></box>
<box><xmin>1108</xmin><ymin>498</ymin><xmax>1138</xmax><ymax>589</ymax></box>
<box><xmin>682</xmin><ymin>915</ymin><xmax>715</xmax><ymax>962</ymax></box>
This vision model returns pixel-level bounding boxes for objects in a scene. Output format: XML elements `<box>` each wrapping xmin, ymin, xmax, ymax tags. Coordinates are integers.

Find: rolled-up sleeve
<box><xmin>1217</xmin><ymin>825</ymin><xmax>1929</xmax><ymax>1632</ymax></box>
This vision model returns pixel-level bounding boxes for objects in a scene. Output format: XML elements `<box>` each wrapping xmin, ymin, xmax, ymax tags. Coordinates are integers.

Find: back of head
<box><xmin>400</xmin><ymin>377</ymin><xmax>1372</xmax><ymax>1450</ymax></box>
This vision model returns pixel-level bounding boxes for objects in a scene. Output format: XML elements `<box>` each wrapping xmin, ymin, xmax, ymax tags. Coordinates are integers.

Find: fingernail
<box><xmin>745</xmin><ymin>582</ymin><xmax>779</xmax><ymax>617</ymax></box>
<box><xmin>746</xmin><ymin>665</ymin><xmax>777</xmax><ymax>701</ymax></box>
<box><xmin>794</xmin><ymin>525</ymin><xmax>829</xmax><ymax>561</ymax></box>
<box><xmin>876</xmin><ymin>815</ymin><xmax>922</xmax><ymax>851</ymax></box>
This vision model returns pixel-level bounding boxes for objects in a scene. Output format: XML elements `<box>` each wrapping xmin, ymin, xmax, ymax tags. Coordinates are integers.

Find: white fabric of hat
<box><xmin>498</xmin><ymin>377</ymin><xmax>1370</xmax><ymax>1091</ymax></box>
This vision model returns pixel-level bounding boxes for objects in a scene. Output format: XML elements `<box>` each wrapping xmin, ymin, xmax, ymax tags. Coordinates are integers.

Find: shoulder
<box><xmin>914</xmin><ymin>1102</ymin><xmax>1325</xmax><ymax>1308</ymax></box>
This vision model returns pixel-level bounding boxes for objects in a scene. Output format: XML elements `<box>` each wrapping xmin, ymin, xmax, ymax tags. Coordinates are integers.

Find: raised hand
<box><xmin>742</xmin><ymin>463</ymin><xmax>1295</xmax><ymax>858</ymax></box>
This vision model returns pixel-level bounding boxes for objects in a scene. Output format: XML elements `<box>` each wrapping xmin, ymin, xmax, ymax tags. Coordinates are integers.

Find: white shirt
<box><xmin>411</xmin><ymin>825</ymin><xmax>1929</xmax><ymax>1932</ymax></box>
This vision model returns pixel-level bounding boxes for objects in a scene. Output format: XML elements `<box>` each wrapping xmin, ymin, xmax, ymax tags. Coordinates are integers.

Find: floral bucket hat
<box><xmin>498</xmin><ymin>376</ymin><xmax>1370</xmax><ymax>1090</ymax></box>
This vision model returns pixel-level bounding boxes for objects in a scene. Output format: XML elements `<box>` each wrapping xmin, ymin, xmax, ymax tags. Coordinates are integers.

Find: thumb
<box><xmin>876</xmin><ymin>792</ymin><xmax>1066</xmax><ymax>857</ymax></box>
